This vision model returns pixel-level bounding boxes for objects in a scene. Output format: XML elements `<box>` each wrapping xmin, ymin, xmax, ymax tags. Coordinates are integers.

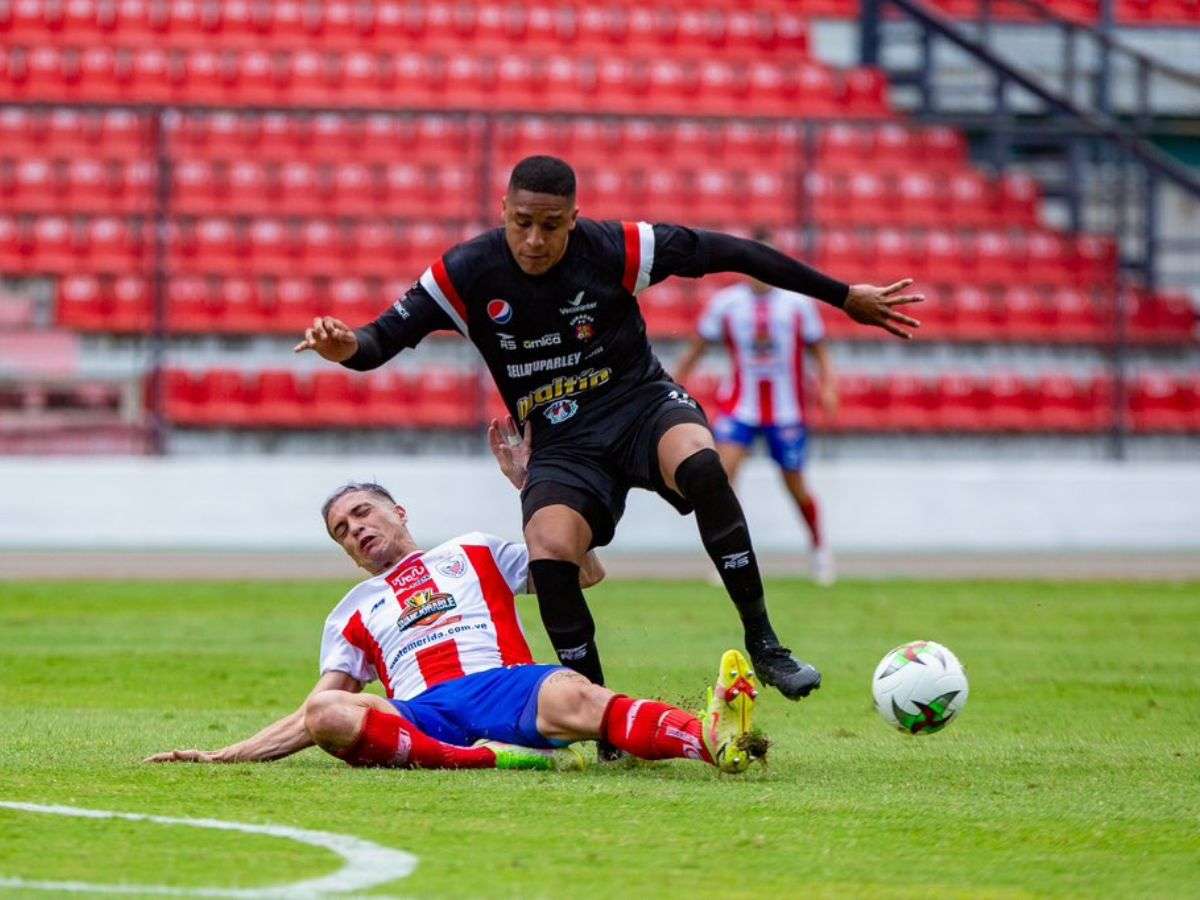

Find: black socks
<box><xmin>527</xmin><ymin>558</ymin><xmax>605</xmax><ymax>686</ymax></box>
<box><xmin>673</xmin><ymin>448</ymin><xmax>779</xmax><ymax>649</ymax></box>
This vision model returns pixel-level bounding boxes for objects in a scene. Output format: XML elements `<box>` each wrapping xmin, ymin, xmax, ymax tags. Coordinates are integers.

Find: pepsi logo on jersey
<box><xmin>487</xmin><ymin>299</ymin><xmax>513</xmax><ymax>324</ymax></box>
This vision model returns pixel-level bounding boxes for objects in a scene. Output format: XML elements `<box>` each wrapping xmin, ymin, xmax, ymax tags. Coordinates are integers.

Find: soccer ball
<box><xmin>871</xmin><ymin>641</ymin><xmax>968</xmax><ymax>735</ymax></box>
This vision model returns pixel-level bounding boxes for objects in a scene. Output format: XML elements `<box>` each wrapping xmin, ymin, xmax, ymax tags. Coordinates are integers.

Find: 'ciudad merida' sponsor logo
<box><xmin>516</xmin><ymin>367</ymin><xmax>612</xmax><ymax>421</ymax></box>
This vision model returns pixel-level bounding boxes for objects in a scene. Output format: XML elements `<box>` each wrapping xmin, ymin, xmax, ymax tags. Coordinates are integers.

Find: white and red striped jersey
<box><xmin>319</xmin><ymin>532</ymin><xmax>534</xmax><ymax>701</ymax></box>
<box><xmin>697</xmin><ymin>284</ymin><xmax>826</xmax><ymax>427</ymax></box>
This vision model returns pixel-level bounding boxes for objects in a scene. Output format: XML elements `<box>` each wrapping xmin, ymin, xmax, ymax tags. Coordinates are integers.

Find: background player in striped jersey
<box><xmin>676</xmin><ymin>229</ymin><xmax>839</xmax><ymax>585</ymax></box>
<box><xmin>144</xmin><ymin>479</ymin><xmax>764</xmax><ymax>775</ymax></box>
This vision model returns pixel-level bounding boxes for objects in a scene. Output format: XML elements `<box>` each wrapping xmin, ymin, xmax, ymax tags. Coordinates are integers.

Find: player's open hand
<box><xmin>293</xmin><ymin>316</ymin><xmax>358</xmax><ymax>361</ymax></box>
<box><xmin>487</xmin><ymin>415</ymin><xmax>532</xmax><ymax>491</ymax></box>
<box><xmin>844</xmin><ymin>279</ymin><xmax>924</xmax><ymax>340</ymax></box>
<box><xmin>143</xmin><ymin>749</ymin><xmax>221</xmax><ymax>763</ymax></box>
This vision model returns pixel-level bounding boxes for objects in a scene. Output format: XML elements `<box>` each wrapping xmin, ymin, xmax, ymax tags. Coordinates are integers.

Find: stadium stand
<box><xmin>0</xmin><ymin>0</ymin><xmax>1196</xmax><ymax>453</ymax></box>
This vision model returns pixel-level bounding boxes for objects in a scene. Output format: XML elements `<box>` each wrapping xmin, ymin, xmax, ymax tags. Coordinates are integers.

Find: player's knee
<box><xmin>673</xmin><ymin>447</ymin><xmax>729</xmax><ymax>501</ymax></box>
<box><xmin>525</xmin><ymin>524</ymin><xmax>582</xmax><ymax>563</ymax></box>
<box><xmin>541</xmin><ymin>675</ymin><xmax>611</xmax><ymax>738</ymax></box>
<box><xmin>304</xmin><ymin>691</ymin><xmax>359</xmax><ymax>749</ymax></box>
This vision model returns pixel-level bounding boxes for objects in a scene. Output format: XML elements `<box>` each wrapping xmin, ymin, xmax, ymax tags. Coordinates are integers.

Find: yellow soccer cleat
<box><xmin>700</xmin><ymin>649</ymin><xmax>764</xmax><ymax>774</ymax></box>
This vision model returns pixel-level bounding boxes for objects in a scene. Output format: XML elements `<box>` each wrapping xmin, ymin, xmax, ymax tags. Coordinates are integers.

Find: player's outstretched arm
<box><xmin>658</xmin><ymin>228</ymin><xmax>924</xmax><ymax>340</ymax></box>
<box><xmin>673</xmin><ymin>336</ymin><xmax>710</xmax><ymax>385</ymax></box>
<box><xmin>143</xmin><ymin>671</ymin><xmax>362</xmax><ymax>764</ymax></box>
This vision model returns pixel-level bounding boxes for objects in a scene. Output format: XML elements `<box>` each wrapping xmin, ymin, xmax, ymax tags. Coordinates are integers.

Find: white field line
<box><xmin>0</xmin><ymin>801</ymin><xmax>417</xmax><ymax>898</ymax></box>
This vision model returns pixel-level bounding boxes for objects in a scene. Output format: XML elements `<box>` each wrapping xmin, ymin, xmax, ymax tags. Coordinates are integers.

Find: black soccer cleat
<box><xmin>596</xmin><ymin>737</ymin><xmax>629</xmax><ymax>764</ymax></box>
<box><xmin>748</xmin><ymin>641</ymin><xmax>822</xmax><ymax>700</ymax></box>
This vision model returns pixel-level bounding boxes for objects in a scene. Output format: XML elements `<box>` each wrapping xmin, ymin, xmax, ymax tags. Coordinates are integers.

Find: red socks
<box><xmin>338</xmin><ymin>708</ymin><xmax>496</xmax><ymax>769</ymax></box>
<box><xmin>601</xmin><ymin>695</ymin><xmax>713</xmax><ymax>765</ymax></box>
<box><xmin>799</xmin><ymin>496</ymin><xmax>822</xmax><ymax>547</ymax></box>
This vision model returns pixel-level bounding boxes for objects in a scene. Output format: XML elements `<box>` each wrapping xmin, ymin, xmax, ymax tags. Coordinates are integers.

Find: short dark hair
<box><xmin>321</xmin><ymin>482</ymin><xmax>396</xmax><ymax>532</ymax></box>
<box><xmin>508</xmin><ymin>155</ymin><xmax>576</xmax><ymax>198</ymax></box>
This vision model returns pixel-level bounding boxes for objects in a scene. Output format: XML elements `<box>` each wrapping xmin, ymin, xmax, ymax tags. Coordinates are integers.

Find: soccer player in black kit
<box><xmin>296</xmin><ymin>156</ymin><xmax>922</xmax><ymax>722</ymax></box>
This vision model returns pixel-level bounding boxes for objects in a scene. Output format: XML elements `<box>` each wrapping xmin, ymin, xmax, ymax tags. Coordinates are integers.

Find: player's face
<box><xmin>502</xmin><ymin>189</ymin><xmax>578</xmax><ymax>276</ymax></box>
<box><xmin>325</xmin><ymin>491</ymin><xmax>409</xmax><ymax>574</ymax></box>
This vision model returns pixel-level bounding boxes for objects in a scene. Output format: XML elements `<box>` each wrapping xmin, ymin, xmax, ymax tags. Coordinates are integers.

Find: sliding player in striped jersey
<box><xmin>675</xmin><ymin>230</ymin><xmax>840</xmax><ymax>585</ymax></box>
<box><xmin>295</xmin><ymin>156</ymin><xmax>922</xmax><ymax>731</ymax></box>
<box><xmin>146</xmin><ymin>482</ymin><xmax>764</xmax><ymax>775</ymax></box>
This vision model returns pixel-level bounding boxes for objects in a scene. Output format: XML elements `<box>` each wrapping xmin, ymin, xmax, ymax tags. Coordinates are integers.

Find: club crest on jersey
<box><xmin>436</xmin><ymin>554</ymin><xmax>468</xmax><ymax>579</ymax></box>
<box><xmin>544</xmin><ymin>398</ymin><xmax>579</xmax><ymax>425</ymax></box>
<box><xmin>571</xmin><ymin>314</ymin><xmax>595</xmax><ymax>342</ymax></box>
<box><xmin>488</xmin><ymin>299</ymin><xmax>513</xmax><ymax>324</ymax></box>
<box><xmin>397</xmin><ymin>590</ymin><xmax>458</xmax><ymax>631</ymax></box>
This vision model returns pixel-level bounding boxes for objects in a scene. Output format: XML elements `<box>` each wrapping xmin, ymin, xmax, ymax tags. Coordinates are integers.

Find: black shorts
<box><xmin>520</xmin><ymin>379</ymin><xmax>710</xmax><ymax>548</ymax></box>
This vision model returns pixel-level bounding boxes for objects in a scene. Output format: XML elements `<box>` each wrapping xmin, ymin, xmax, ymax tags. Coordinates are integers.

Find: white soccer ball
<box><xmin>871</xmin><ymin>640</ymin><xmax>968</xmax><ymax>735</ymax></box>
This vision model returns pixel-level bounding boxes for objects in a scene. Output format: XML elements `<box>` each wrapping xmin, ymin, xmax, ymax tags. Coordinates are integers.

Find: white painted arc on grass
<box><xmin>0</xmin><ymin>801</ymin><xmax>417</xmax><ymax>898</ymax></box>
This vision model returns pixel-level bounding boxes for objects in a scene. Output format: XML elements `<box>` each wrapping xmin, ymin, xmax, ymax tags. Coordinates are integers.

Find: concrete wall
<box><xmin>1</xmin><ymin>457</ymin><xmax>1197</xmax><ymax>553</ymax></box>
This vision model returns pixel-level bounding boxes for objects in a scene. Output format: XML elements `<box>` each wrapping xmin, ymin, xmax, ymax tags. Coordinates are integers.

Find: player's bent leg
<box><xmin>657</xmin><ymin>423</ymin><xmax>822</xmax><ymax>701</ymax></box>
<box><xmin>305</xmin><ymin>691</ymin><xmax>497</xmax><ymax>770</ymax></box>
<box><xmin>524</xmin><ymin>504</ymin><xmax>606</xmax><ymax>687</ymax></box>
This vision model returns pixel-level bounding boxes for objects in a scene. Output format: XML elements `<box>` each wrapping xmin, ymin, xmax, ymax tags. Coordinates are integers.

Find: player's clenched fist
<box><xmin>293</xmin><ymin>316</ymin><xmax>358</xmax><ymax>361</ymax></box>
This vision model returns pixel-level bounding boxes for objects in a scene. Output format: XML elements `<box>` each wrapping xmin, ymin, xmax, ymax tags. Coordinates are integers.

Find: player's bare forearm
<box><xmin>143</xmin><ymin>672</ymin><xmax>361</xmax><ymax>764</ymax></box>
<box><xmin>143</xmin><ymin>707</ymin><xmax>313</xmax><ymax>764</ymax></box>
<box><xmin>810</xmin><ymin>341</ymin><xmax>839</xmax><ymax>417</ymax></box>
<box><xmin>673</xmin><ymin>337</ymin><xmax>709</xmax><ymax>385</ymax></box>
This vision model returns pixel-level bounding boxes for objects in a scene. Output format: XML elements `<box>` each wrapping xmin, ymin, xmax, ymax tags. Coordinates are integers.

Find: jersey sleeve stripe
<box><xmin>464</xmin><ymin>544</ymin><xmax>534</xmax><ymax>667</ymax></box>
<box><xmin>634</xmin><ymin>221</ymin><xmax>655</xmax><ymax>294</ymax></box>
<box><xmin>342</xmin><ymin>610</ymin><xmax>393</xmax><ymax>698</ymax></box>
<box><xmin>420</xmin><ymin>262</ymin><xmax>468</xmax><ymax>334</ymax></box>
<box><xmin>620</xmin><ymin>221</ymin><xmax>640</xmax><ymax>294</ymax></box>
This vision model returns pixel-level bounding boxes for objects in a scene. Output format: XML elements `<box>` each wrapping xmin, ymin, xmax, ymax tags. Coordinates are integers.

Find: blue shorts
<box><xmin>389</xmin><ymin>664</ymin><xmax>568</xmax><ymax>749</ymax></box>
<box><xmin>714</xmin><ymin>416</ymin><xmax>809</xmax><ymax>472</ymax></box>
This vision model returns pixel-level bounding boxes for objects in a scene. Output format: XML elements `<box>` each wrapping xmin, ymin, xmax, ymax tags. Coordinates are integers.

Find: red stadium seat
<box><xmin>196</xmin><ymin>369</ymin><xmax>256</xmax><ymax>427</ymax></box>
<box><xmin>254</xmin><ymin>371</ymin><xmax>309</xmax><ymax>427</ymax></box>
<box><xmin>936</xmin><ymin>374</ymin><xmax>992</xmax><ymax>431</ymax></box>
<box><xmin>363</xmin><ymin>370</ymin><xmax>417</xmax><ymax>426</ymax></box>
<box><xmin>110</xmin><ymin>274</ymin><xmax>152</xmax><ymax>332</ymax></box>
<box><xmin>330</xmin><ymin>277</ymin><xmax>379</xmax><ymax>327</ymax></box>
<box><xmin>885</xmin><ymin>374</ymin><xmax>939</xmax><ymax>430</ymax></box>
<box><xmin>165</xmin><ymin>370</ymin><xmax>206</xmax><ymax>425</ymax></box>
<box><xmin>248</xmin><ymin>217</ymin><xmax>298</xmax><ymax>274</ymax></box>
<box><xmin>213</xmin><ymin>277</ymin><xmax>268</xmax><ymax>333</ymax></box>
<box><xmin>951</xmin><ymin>285</ymin><xmax>1004</xmax><ymax>341</ymax></box>
<box><xmin>833</xmin><ymin>374</ymin><xmax>889</xmax><ymax>431</ymax></box>
<box><xmin>167</xmin><ymin>275</ymin><xmax>218</xmax><ymax>333</ymax></box>
<box><xmin>275</xmin><ymin>276</ymin><xmax>323</xmax><ymax>332</ymax></box>
<box><xmin>35</xmin><ymin>215</ymin><xmax>79</xmax><ymax>271</ymax></box>
<box><xmin>193</xmin><ymin>216</ymin><xmax>241</xmax><ymax>273</ymax></box>
<box><xmin>57</xmin><ymin>274</ymin><xmax>105</xmax><ymax>330</ymax></box>
<box><xmin>1127</xmin><ymin>373</ymin><xmax>1184</xmax><ymax>433</ymax></box>
<box><xmin>1034</xmin><ymin>373</ymin><xmax>1094</xmax><ymax>432</ymax></box>
<box><xmin>947</xmin><ymin>172</ymin><xmax>991</xmax><ymax>228</ymax></box>
<box><xmin>989</xmin><ymin>373</ymin><xmax>1039</xmax><ymax>431</ymax></box>
<box><xmin>311</xmin><ymin>370</ymin><xmax>366</xmax><ymax>426</ymax></box>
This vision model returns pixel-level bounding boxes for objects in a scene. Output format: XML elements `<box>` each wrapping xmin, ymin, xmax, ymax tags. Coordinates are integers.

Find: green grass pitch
<box><xmin>1</xmin><ymin>578</ymin><xmax>1198</xmax><ymax>898</ymax></box>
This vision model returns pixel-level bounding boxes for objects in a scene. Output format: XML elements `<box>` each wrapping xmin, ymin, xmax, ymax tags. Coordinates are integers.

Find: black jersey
<box><xmin>342</xmin><ymin>218</ymin><xmax>849</xmax><ymax>440</ymax></box>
